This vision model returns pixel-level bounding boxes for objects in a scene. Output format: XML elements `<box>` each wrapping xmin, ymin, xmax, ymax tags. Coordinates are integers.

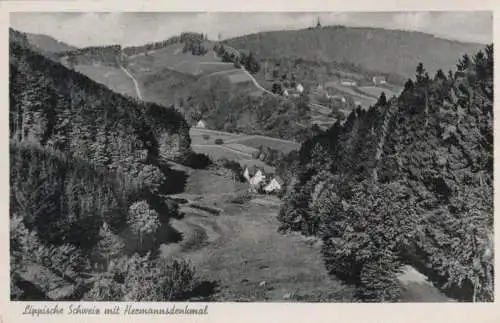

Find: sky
<box><xmin>10</xmin><ymin>11</ymin><xmax>493</xmax><ymax>48</ymax></box>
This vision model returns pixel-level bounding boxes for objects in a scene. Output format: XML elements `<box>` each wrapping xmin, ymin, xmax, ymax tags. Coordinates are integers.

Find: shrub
<box><xmin>230</xmin><ymin>191</ymin><xmax>252</xmax><ymax>204</ymax></box>
<box><xmin>93</xmin><ymin>254</ymin><xmax>197</xmax><ymax>301</ymax></box>
<box><xmin>220</xmin><ymin>159</ymin><xmax>245</xmax><ymax>182</ymax></box>
<box><xmin>161</xmin><ymin>259</ymin><xmax>196</xmax><ymax>300</ymax></box>
<box><xmin>214</xmin><ymin>138</ymin><xmax>224</xmax><ymax>145</ymax></box>
<box><xmin>136</xmin><ymin>164</ymin><xmax>166</xmax><ymax>194</ymax></box>
<box><xmin>181</xmin><ymin>152</ymin><xmax>212</xmax><ymax>169</ymax></box>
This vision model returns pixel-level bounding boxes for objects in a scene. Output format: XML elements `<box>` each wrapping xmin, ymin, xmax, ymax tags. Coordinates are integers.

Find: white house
<box><xmin>283</xmin><ymin>89</ymin><xmax>289</xmax><ymax>97</ymax></box>
<box><xmin>263</xmin><ymin>177</ymin><xmax>284</xmax><ymax>194</ymax></box>
<box><xmin>196</xmin><ymin>120</ymin><xmax>206</xmax><ymax>128</ymax></box>
<box><xmin>243</xmin><ymin>167</ymin><xmax>252</xmax><ymax>182</ymax></box>
<box><xmin>372</xmin><ymin>76</ymin><xmax>387</xmax><ymax>85</ymax></box>
<box><xmin>296</xmin><ymin>83</ymin><xmax>304</xmax><ymax>94</ymax></box>
<box><xmin>248</xmin><ymin>169</ymin><xmax>266</xmax><ymax>193</ymax></box>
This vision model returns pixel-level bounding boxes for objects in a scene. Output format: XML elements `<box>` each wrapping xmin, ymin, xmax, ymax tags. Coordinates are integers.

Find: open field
<box><xmin>161</xmin><ymin>167</ymin><xmax>354</xmax><ymax>301</ymax></box>
<box><xmin>174</xmin><ymin>61</ymin><xmax>235</xmax><ymax>76</ymax></box>
<box><xmin>127</xmin><ymin>43</ymin><xmax>220</xmax><ymax>69</ymax></box>
<box><xmin>73</xmin><ymin>64</ymin><xmax>138</xmax><ymax>98</ymax></box>
<box><xmin>225</xmin><ymin>135</ymin><xmax>300</xmax><ymax>154</ymax></box>
<box><xmin>190</xmin><ymin>128</ymin><xmax>246</xmax><ymax>145</ymax></box>
<box><xmin>159</xmin><ymin>164</ymin><xmax>452</xmax><ymax>302</ymax></box>
<box><xmin>189</xmin><ymin>128</ymin><xmax>302</xmax><ymax>172</ymax></box>
<box><xmin>191</xmin><ymin>145</ymin><xmax>274</xmax><ymax>173</ymax></box>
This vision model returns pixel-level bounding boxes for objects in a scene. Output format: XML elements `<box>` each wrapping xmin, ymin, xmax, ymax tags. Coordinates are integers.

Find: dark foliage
<box><xmin>278</xmin><ymin>45</ymin><xmax>494</xmax><ymax>302</ymax></box>
<box><xmin>9</xmin><ymin>30</ymin><xmax>201</xmax><ymax>301</ymax></box>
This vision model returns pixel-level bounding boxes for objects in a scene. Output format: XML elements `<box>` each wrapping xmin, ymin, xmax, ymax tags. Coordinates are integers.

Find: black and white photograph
<box><xmin>8</xmin><ymin>10</ymin><xmax>493</xmax><ymax>303</ymax></box>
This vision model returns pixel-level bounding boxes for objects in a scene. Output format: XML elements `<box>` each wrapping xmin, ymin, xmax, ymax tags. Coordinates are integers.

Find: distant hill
<box><xmin>14</xmin><ymin>29</ymin><xmax>78</xmax><ymax>53</ymax></box>
<box><xmin>224</xmin><ymin>25</ymin><xmax>486</xmax><ymax>78</ymax></box>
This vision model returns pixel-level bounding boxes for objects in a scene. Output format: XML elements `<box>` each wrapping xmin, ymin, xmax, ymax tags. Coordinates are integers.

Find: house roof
<box><xmin>246</xmin><ymin>165</ymin><xmax>258</xmax><ymax>175</ymax></box>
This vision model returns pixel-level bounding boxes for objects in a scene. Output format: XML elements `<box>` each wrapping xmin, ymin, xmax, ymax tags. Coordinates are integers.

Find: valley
<box><xmin>9</xmin><ymin>16</ymin><xmax>493</xmax><ymax>304</ymax></box>
<box><xmin>157</xmin><ymin>162</ymin><xmax>451</xmax><ymax>301</ymax></box>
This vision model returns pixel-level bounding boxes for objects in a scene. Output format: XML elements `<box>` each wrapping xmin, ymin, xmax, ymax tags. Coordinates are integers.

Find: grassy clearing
<box><xmin>128</xmin><ymin>44</ymin><xmax>220</xmax><ymax>70</ymax></box>
<box><xmin>191</xmin><ymin>145</ymin><xmax>274</xmax><ymax>173</ymax></box>
<box><xmin>227</xmin><ymin>71</ymin><xmax>253</xmax><ymax>84</ymax></box>
<box><xmin>162</xmin><ymin>166</ymin><xmax>450</xmax><ymax>302</ymax></box>
<box><xmin>190</xmin><ymin>128</ymin><xmax>245</xmax><ymax>145</ymax></box>
<box><xmin>227</xmin><ymin>136</ymin><xmax>300</xmax><ymax>154</ymax></box>
<box><xmin>73</xmin><ymin>64</ymin><xmax>138</xmax><ymax>98</ymax></box>
<box><xmin>162</xmin><ymin>169</ymin><xmax>352</xmax><ymax>301</ymax></box>
<box><xmin>223</xmin><ymin>143</ymin><xmax>259</xmax><ymax>155</ymax></box>
<box><xmin>174</xmin><ymin>61</ymin><xmax>235</xmax><ymax>76</ymax></box>
<box><xmin>168</xmin><ymin>196</ymin><xmax>352</xmax><ymax>301</ymax></box>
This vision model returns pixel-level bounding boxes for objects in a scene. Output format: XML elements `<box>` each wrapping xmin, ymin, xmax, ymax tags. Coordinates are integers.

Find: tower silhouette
<box><xmin>316</xmin><ymin>16</ymin><xmax>322</xmax><ymax>29</ymax></box>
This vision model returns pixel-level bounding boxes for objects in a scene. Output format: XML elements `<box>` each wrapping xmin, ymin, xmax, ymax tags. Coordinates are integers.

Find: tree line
<box><xmin>213</xmin><ymin>43</ymin><xmax>260</xmax><ymax>74</ymax></box>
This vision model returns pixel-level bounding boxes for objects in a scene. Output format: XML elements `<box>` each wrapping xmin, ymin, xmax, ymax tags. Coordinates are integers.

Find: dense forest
<box><xmin>278</xmin><ymin>45</ymin><xmax>494</xmax><ymax>302</ymax></box>
<box><xmin>9</xmin><ymin>29</ymin><xmax>200</xmax><ymax>301</ymax></box>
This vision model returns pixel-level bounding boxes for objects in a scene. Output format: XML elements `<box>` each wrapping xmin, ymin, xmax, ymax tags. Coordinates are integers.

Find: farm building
<box><xmin>263</xmin><ymin>176</ymin><xmax>285</xmax><ymax>194</ymax></box>
<box><xmin>195</xmin><ymin>120</ymin><xmax>207</xmax><ymax>128</ymax></box>
<box><xmin>243</xmin><ymin>165</ymin><xmax>255</xmax><ymax>182</ymax></box>
<box><xmin>372</xmin><ymin>76</ymin><xmax>387</xmax><ymax>85</ymax></box>
<box><xmin>244</xmin><ymin>166</ymin><xmax>267</xmax><ymax>193</ymax></box>
<box><xmin>340</xmin><ymin>79</ymin><xmax>357</xmax><ymax>86</ymax></box>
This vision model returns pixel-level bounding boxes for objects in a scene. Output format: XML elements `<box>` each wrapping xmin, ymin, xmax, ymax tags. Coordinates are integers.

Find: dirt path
<box><xmin>119</xmin><ymin>64</ymin><xmax>143</xmax><ymax>100</ymax></box>
<box><xmin>240</xmin><ymin>66</ymin><xmax>276</xmax><ymax>96</ymax></box>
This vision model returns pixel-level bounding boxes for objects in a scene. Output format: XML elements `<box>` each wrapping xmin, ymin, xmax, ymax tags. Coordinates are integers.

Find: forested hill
<box><xmin>9</xmin><ymin>31</ymin><xmax>191</xmax><ymax>163</ymax></box>
<box><xmin>224</xmin><ymin>26</ymin><xmax>485</xmax><ymax>78</ymax></box>
<box><xmin>10</xmin><ymin>30</ymin><xmax>198</xmax><ymax>301</ymax></box>
<box><xmin>278</xmin><ymin>45</ymin><xmax>493</xmax><ymax>302</ymax></box>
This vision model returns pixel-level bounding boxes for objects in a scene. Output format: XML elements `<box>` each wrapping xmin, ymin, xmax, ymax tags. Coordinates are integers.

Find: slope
<box><xmin>9</xmin><ymin>33</ymin><xmax>191</xmax><ymax>163</ymax></box>
<box><xmin>10</xmin><ymin>30</ymin><xmax>198</xmax><ymax>301</ymax></box>
<box><xmin>278</xmin><ymin>45</ymin><xmax>493</xmax><ymax>302</ymax></box>
<box><xmin>224</xmin><ymin>25</ymin><xmax>485</xmax><ymax>78</ymax></box>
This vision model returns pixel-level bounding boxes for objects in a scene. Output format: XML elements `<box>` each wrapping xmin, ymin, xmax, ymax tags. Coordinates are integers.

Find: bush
<box><xmin>230</xmin><ymin>191</ymin><xmax>252</xmax><ymax>204</ymax></box>
<box><xmin>179</xmin><ymin>152</ymin><xmax>212</xmax><ymax>169</ymax></box>
<box><xmin>88</xmin><ymin>254</ymin><xmax>197</xmax><ymax>301</ymax></box>
<box><xmin>220</xmin><ymin>159</ymin><xmax>245</xmax><ymax>182</ymax></box>
<box><xmin>214</xmin><ymin>139</ymin><xmax>224</xmax><ymax>145</ymax></box>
